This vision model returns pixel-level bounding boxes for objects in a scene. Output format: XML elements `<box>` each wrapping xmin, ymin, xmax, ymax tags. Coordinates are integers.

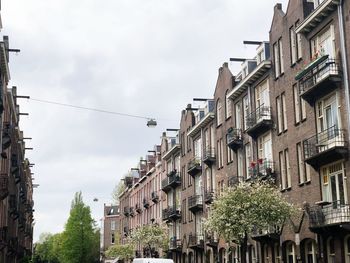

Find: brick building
<box><xmin>101</xmin><ymin>204</ymin><xmax>120</xmax><ymax>262</ymax></box>
<box><xmin>114</xmin><ymin>0</ymin><xmax>350</xmax><ymax>262</ymax></box>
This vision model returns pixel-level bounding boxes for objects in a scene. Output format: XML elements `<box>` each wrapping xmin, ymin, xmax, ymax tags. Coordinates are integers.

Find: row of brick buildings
<box><xmin>0</xmin><ymin>2</ymin><xmax>35</xmax><ymax>262</ymax></box>
<box><xmin>113</xmin><ymin>0</ymin><xmax>350</xmax><ymax>262</ymax></box>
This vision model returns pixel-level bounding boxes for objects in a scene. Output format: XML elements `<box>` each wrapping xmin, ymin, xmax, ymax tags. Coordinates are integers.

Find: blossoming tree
<box><xmin>205</xmin><ymin>181</ymin><xmax>296</xmax><ymax>263</ymax></box>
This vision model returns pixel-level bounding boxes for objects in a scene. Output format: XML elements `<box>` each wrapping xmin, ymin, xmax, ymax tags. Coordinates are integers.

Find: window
<box><xmin>111</xmin><ymin>221</ymin><xmax>116</xmax><ymax>231</ymax></box>
<box><xmin>237</xmin><ymin>148</ymin><xmax>244</xmax><ymax>179</ymax></box>
<box><xmin>182</xmin><ymin>199</ymin><xmax>187</xmax><ymax>223</ymax></box>
<box><xmin>274</xmin><ymin>38</ymin><xmax>284</xmax><ymax>77</ymax></box>
<box><xmin>279</xmin><ymin>149</ymin><xmax>291</xmax><ymax>190</ymax></box>
<box><xmin>296</xmin><ymin>21</ymin><xmax>302</xmax><ymax>59</ymax></box>
<box><xmin>297</xmin><ymin>142</ymin><xmax>305</xmax><ymax>184</ymax></box>
<box><xmin>111</xmin><ymin>233</ymin><xmax>115</xmax><ymax>244</ymax></box>
<box><xmin>226</xmin><ymin>91</ymin><xmax>232</xmax><ymax>119</ymax></box>
<box><xmin>311</xmin><ymin>24</ymin><xmax>335</xmax><ymax>59</ymax></box>
<box><xmin>305</xmin><ymin>239</ymin><xmax>317</xmax><ymax>263</ymax></box>
<box><xmin>245</xmin><ymin>143</ymin><xmax>252</xmax><ymax>179</ymax></box>
<box><xmin>217</xmin><ymin>99</ymin><xmax>223</xmax><ymax>126</ymax></box>
<box><xmin>290</xmin><ymin>26</ymin><xmax>297</xmax><ymax>65</ymax></box>
<box><xmin>243</xmin><ymin>95</ymin><xmax>249</xmax><ymax>130</ymax></box>
<box><xmin>255</xmin><ymin>80</ymin><xmax>270</xmax><ymax>108</ymax></box>
<box><xmin>235</xmin><ymin>102</ymin><xmax>242</xmax><ymax>129</ymax></box>
<box><xmin>276</xmin><ymin>92</ymin><xmax>287</xmax><ymax>133</ymax></box>
<box><xmin>282</xmin><ymin>93</ymin><xmax>287</xmax><ymax>131</ymax></box>
<box><xmin>194</xmin><ymin>137</ymin><xmax>202</xmax><ymax>159</ymax></box>
<box><xmin>321</xmin><ymin>162</ymin><xmax>346</xmax><ymax>204</ymax></box>
<box><xmin>316</xmin><ymin>93</ymin><xmax>339</xmax><ymax>134</ymax></box>
<box><xmin>345</xmin><ymin>235</ymin><xmax>350</xmax><ymax>263</ymax></box>
<box><xmin>258</xmin><ymin>132</ymin><xmax>272</xmax><ymax>160</ymax></box>
<box><xmin>293</xmin><ymin>83</ymin><xmax>307</xmax><ymax>124</ymax></box>
<box><xmin>286</xmin><ymin>242</ymin><xmax>296</xmax><ymax>263</ymax></box>
<box><xmin>227</xmin><ymin>145</ymin><xmax>234</xmax><ymax>164</ymax></box>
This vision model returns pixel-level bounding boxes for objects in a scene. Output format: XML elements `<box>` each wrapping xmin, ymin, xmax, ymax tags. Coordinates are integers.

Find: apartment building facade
<box><xmin>115</xmin><ymin>1</ymin><xmax>350</xmax><ymax>262</ymax></box>
<box><xmin>101</xmin><ymin>204</ymin><xmax>120</xmax><ymax>262</ymax></box>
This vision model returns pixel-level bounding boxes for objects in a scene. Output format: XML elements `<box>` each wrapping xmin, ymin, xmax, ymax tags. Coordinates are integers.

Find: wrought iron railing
<box><xmin>227</xmin><ymin>128</ymin><xmax>243</xmax><ymax>144</ymax></box>
<box><xmin>303</xmin><ymin>126</ymin><xmax>347</xmax><ymax>160</ymax></box>
<box><xmin>162</xmin><ymin>172</ymin><xmax>181</xmax><ymax>189</ymax></box>
<box><xmin>308</xmin><ymin>200</ymin><xmax>350</xmax><ymax>228</ymax></box>
<box><xmin>248</xmin><ymin>159</ymin><xmax>275</xmax><ymax>179</ymax></box>
<box><xmin>143</xmin><ymin>197</ymin><xmax>150</xmax><ymax>208</ymax></box>
<box><xmin>188</xmin><ymin>195</ymin><xmax>203</xmax><ymax>208</ymax></box>
<box><xmin>299</xmin><ymin>58</ymin><xmax>341</xmax><ymax>94</ymax></box>
<box><xmin>203</xmin><ymin>147</ymin><xmax>215</xmax><ymax>160</ymax></box>
<box><xmin>187</xmin><ymin>158</ymin><xmax>201</xmax><ymax>174</ymax></box>
<box><xmin>151</xmin><ymin>191</ymin><xmax>159</xmax><ymax>202</ymax></box>
<box><xmin>169</xmin><ymin>236</ymin><xmax>182</xmax><ymax>250</ymax></box>
<box><xmin>204</xmin><ymin>190</ymin><xmax>215</xmax><ymax>203</ymax></box>
<box><xmin>136</xmin><ymin>203</ymin><xmax>142</xmax><ymax>213</ymax></box>
<box><xmin>245</xmin><ymin>105</ymin><xmax>272</xmax><ymax>129</ymax></box>
<box><xmin>123</xmin><ymin>206</ymin><xmax>130</xmax><ymax>216</ymax></box>
<box><xmin>188</xmin><ymin>234</ymin><xmax>204</xmax><ymax>247</ymax></box>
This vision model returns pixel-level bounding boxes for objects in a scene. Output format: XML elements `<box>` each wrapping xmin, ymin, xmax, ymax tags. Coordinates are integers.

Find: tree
<box><xmin>105</xmin><ymin>243</ymin><xmax>134</xmax><ymax>261</ymax></box>
<box><xmin>111</xmin><ymin>180</ymin><xmax>126</xmax><ymax>205</ymax></box>
<box><xmin>60</xmin><ymin>191</ymin><xmax>99</xmax><ymax>263</ymax></box>
<box><xmin>205</xmin><ymin>181</ymin><xmax>296</xmax><ymax>263</ymax></box>
<box><xmin>32</xmin><ymin>232</ymin><xmax>62</xmax><ymax>263</ymax></box>
<box><xmin>129</xmin><ymin>224</ymin><xmax>168</xmax><ymax>258</ymax></box>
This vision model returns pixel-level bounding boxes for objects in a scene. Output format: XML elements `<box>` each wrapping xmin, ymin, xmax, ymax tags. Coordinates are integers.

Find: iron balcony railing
<box><xmin>308</xmin><ymin>200</ymin><xmax>350</xmax><ymax>228</ymax></box>
<box><xmin>0</xmin><ymin>227</ymin><xmax>7</xmax><ymax>248</ymax></box>
<box><xmin>204</xmin><ymin>190</ymin><xmax>215</xmax><ymax>204</ymax></box>
<box><xmin>129</xmin><ymin>207</ymin><xmax>135</xmax><ymax>217</ymax></box>
<box><xmin>248</xmin><ymin>159</ymin><xmax>275</xmax><ymax>179</ymax></box>
<box><xmin>187</xmin><ymin>158</ymin><xmax>202</xmax><ymax>176</ymax></box>
<box><xmin>227</xmin><ymin>128</ymin><xmax>243</xmax><ymax>149</ymax></box>
<box><xmin>251</xmin><ymin>225</ymin><xmax>281</xmax><ymax>238</ymax></box>
<box><xmin>299</xmin><ymin>57</ymin><xmax>341</xmax><ymax>95</ymax></box>
<box><xmin>151</xmin><ymin>191</ymin><xmax>159</xmax><ymax>203</ymax></box>
<box><xmin>143</xmin><ymin>198</ymin><xmax>150</xmax><ymax>208</ymax></box>
<box><xmin>203</xmin><ymin>147</ymin><xmax>216</xmax><ymax>165</ymax></box>
<box><xmin>188</xmin><ymin>234</ymin><xmax>204</xmax><ymax>247</ymax></box>
<box><xmin>245</xmin><ymin>105</ymin><xmax>272</xmax><ymax>130</ymax></box>
<box><xmin>303</xmin><ymin>126</ymin><xmax>347</xmax><ymax>160</ymax></box>
<box><xmin>123</xmin><ymin>206</ymin><xmax>130</xmax><ymax>216</ymax></box>
<box><xmin>162</xmin><ymin>206</ymin><xmax>181</xmax><ymax>220</ymax></box>
<box><xmin>169</xmin><ymin>236</ymin><xmax>182</xmax><ymax>250</ymax></box>
<box><xmin>161</xmin><ymin>172</ymin><xmax>181</xmax><ymax>190</ymax></box>
<box><xmin>188</xmin><ymin>195</ymin><xmax>203</xmax><ymax>209</ymax></box>
<box><xmin>0</xmin><ymin>174</ymin><xmax>9</xmax><ymax>200</ymax></box>
<box><xmin>136</xmin><ymin>203</ymin><xmax>142</xmax><ymax>213</ymax></box>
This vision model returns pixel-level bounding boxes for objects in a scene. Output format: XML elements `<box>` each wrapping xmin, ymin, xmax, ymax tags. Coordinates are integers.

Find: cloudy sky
<box><xmin>2</xmin><ymin>0</ymin><xmax>289</xmax><ymax>241</ymax></box>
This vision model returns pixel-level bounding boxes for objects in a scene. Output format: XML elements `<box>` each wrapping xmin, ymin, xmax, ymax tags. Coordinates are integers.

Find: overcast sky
<box><xmin>2</xmin><ymin>0</ymin><xmax>289</xmax><ymax>241</ymax></box>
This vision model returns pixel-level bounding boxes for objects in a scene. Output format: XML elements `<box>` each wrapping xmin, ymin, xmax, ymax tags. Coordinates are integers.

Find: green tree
<box><xmin>60</xmin><ymin>191</ymin><xmax>99</xmax><ymax>263</ymax></box>
<box><xmin>129</xmin><ymin>224</ymin><xmax>167</xmax><ymax>257</ymax></box>
<box><xmin>33</xmin><ymin>232</ymin><xmax>61</xmax><ymax>263</ymax></box>
<box><xmin>205</xmin><ymin>181</ymin><xmax>296</xmax><ymax>263</ymax></box>
<box><xmin>105</xmin><ymin>243</ymin><xmax>134</xmax><ymax>261</ymax></box>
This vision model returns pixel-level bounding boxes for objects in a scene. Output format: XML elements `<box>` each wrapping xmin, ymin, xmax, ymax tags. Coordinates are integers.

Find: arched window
<box><xmin>217</xmin><ymin>99</ymin><xmax>223</xmax><ymax>126</ymax></box>
<box><xmin>304</xmin><ymin>239</ymin><xmax>317</xmax><ymax>263</ymax></box>
<box><xmin>225</xmin><ymin>90</ymin><xmax>232</xmax><ymax>119</ymax></box>
<box><xmin>286</xmin><ymin>241</ymin><xmax>296</xmax><ymax>263</ymax></box>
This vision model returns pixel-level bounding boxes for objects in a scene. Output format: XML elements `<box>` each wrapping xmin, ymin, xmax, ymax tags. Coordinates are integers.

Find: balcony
<box><xmin>2</xmin><ymin>123</ymin><xmax>11</xmax><ymax>150</ymax></box>
<box><xmin>169</xmin><ymin>236</ymin><xmax>182</xmax><ymax>251</ymax></box>
<box><xmin>162</xmin><ymin>138</ymin><xmax>180</xmax><ymax>161</ymax></box>
<box><xmin>161</xmin><ymin>171</ymin><xmax>181</xmax><ymax>192</ymax></box>
<box><xmin>143</xmin><ymin>198</ymin><xmax>150</xmax><ymax>209</ymax></box>
<box><xmin>7</xmin><ymin>237</ymin><xmax>18</xmax><ymax>256</ymax></box>
<box><xmin>151</xmin><ymin>191</ymin><xmax>159</xmax><ymax>203</ymax></box>
<box><xmin>0</xmin><ymin>173</ymin><xmax>9</xmax><ymax>200</ymax></box>
<box><xmin>0</xmin><ymin>227</ymin><xmax>7</xmax><ymax>250</ymax></box>
<box><xmin>245</xmin><ymin>105</ymin><xmax>273</xmax><ymax>138</ymax></box>
<box><xmin>136</xmin><ymin>203</ymin><xmax>142</xmax><ymax>213</ymax></box>
<box><xmin>9</xmin><ymin>194</ymin><xmax>19</xmax><ymax>220</ymax></box>
<box><xmin>251</xmin><ymin>225</ymin><xmax>281</xmax><ymax>242</ymax></box>
<box><xmin>187</xmin><ymin>158</ymin><xmax>202</xmax><ymax>177</ymax></box>
<box><xmin>296</xmin><ymin>56</ymin><xmax>342</xmax><ymax>104</ymax></box>
<box><xmin>123</xmin><ymin>227</ymin><xmax>129</xmax><ymax>235</ymax></box>
<box><xmin>203</xmin><ymin>147</ymin><xmax>216</xmax><ymax>166</ymax></box>
<box><xmin>162</xmin><ymin>206</ymin><xmax>181</xmax><ymax>221</ymax></box>
<box><xmin>129</xmin><ymin>207</ymin><xmax>135</xmax><ymax>217</ymax></box>
<box><xmin>188</xmin><ymin>195</ymin><xmax>203</xmax><ymax>213</ymax></box>
<box><xmin>227</xmin><ymin>128</ymin><xmax>243</xmax><ymax>151</ymax></box>
<box><xmin>248</xmin><ymin>159</ymin><xmax>275</xmax><ymax>180</ymax></box>
<box><xmin>204</xmin><ymin>190</ymin><xmax>214</xmax><ymax>204</ymax></box>
<box><xmin>123</xmin><ymin>206</ymin><xmax>130</xmax><ymax>217</ymax></box>
<box><xmin>206</xmin><ymin>232</ymin><xmax>218</xmax><ymax>248</ymax></box>
<box><xmin>296</xmin><ymin>0</ymin><xmax>340</xmax><ymax>34</ymax></box>
<box><xmin>188</xmin><ymin>234</ymin><xmax>204</xmax><ymax>250</ymax></box>
<box><xmin>308</xmin><ymin>201</ymin><xmax>350</xmax><ymax>231</ymax></box>
<box><xmin>303</xmin><ymin>126</ymin><xmax>348</xmax><ymax>168</ymax></box>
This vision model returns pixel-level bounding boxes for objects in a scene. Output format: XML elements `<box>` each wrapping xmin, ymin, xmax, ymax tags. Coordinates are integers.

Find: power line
<box><xmin>28</xmin><ymin>98</ymin><xmax>152</xmax><ymax>120</ymax></box>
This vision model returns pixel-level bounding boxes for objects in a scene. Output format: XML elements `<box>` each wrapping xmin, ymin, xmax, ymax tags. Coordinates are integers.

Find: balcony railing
<box><xmin>251</xmin><ymin>225</ymin><xmax>281</xmax><ymax>242</ymax></box>
<box><xmin>308</xmin><ymin>201</ymin><xmax>350</xmax><ymax>229</ymax></box>
<box><xmin>9</xmin><ymin>194</ymin><xmax>19</xmax><ymax>219</ymax></box>
<box><xmin>206</xmin><ymin>232</ymin><xmax>218</xmax><ymax>247</ymax></box>
<box><xmin>188</xmin><ymin>195</ymin><xmax>203</xmax><ymax>212</ymax></box>
<box><xmin>297</xmin><ymin>56</ymin><xmax>342</xmax><ymax>104</ymax></box>
<box><xmin>248</xmin><ymin>159</ymin><xmax>275</xmax><ymax>180</ymax></box>
<box><xmin>129</xmin><ymin>207</ymin><xmax>135</xmax><ymax>217</ymax></box>
<box><xmin>143</xmin><ymin>198</ymin><xmax>150</xmax><ymax>209</ymax></box>
<box><xmin>0</xmin><ymin>227</ymin><xmax>7</xmax><ymax>250</ymax></box>
<box><xmin>151</xmin><ymin>191</ymin><xmax>159</xmax><ymax>203</ymax></box>
<box><xmin>169</xmin><ymin>236</ymin><xmax>182</xmax><ymax>250</ymax></box>
<box><xmin>123</xmin><ymin>206</ymin><xmax>130</xmax><ymax>216</ymax></box>
<box><xmin>245</xmin><ymin>105</ymin><xmax>273</xmax><ymax>138</ymax></box>
<box><xmin>162</xmin><ymin>206</ymin><xmax>181</xmax><ymax>221</ymax></box>
<box><xmin>204</xmin><ymin>190</ymin><xmax>214</xmax><ymax>204</ymax></box>
<box><xmin>136</xmin><ymin>203</ymin><xmax>142</xmax><ymax>213</ymax></box>
<box><xmin>303</xmin><ymin>126</ymin><xmax>348</xmax><ymax>168</ymax></box>
<box><xmin>187</xmin><ymin>158</ymin><xmax>202</xmax><ymax>176</ymax></box>
<box><xmin>0</xmin><ymin>174</ymin><xmax>9</xmax><ymax>200</ymax></box>
<box><xmin>227</xmin><ymin>128</ymin><xmax>243</xmax><ymax>151</ymax></box>
<box><xmin>203</xmin><ymin>147</ymin><xmax>216</xmax><ymax>166</ymax></box>
<box><xmin>161</xmin><ymin>171</ymin><xmax>181</xmax><ymax>192</ymax></box>
<box><xmin>188</xmin><ymin>234</ymin><xmax>204</xmax><ymax>249</ymax></box>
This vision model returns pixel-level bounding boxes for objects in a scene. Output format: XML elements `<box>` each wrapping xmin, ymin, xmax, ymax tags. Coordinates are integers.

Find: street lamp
<box><xmin>147</xmin><ymin>119</ymin><xmax>157</xmax><ymax>128</ymax></box>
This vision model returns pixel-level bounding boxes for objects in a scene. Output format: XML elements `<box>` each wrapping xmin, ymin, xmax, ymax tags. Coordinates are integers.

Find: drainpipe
<box><xmin>338</xmin><ymin>0</ymin><xmax>350</xmax><ymax>143</ymax></box>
